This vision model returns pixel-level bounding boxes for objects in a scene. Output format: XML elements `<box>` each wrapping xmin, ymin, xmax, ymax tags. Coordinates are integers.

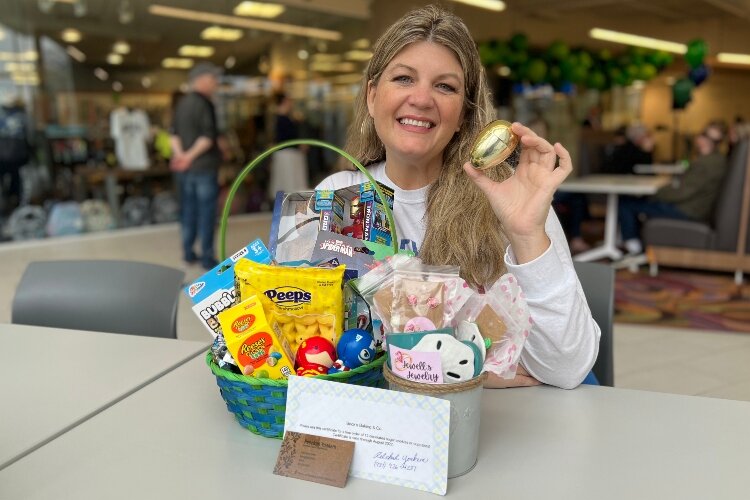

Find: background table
<box><xmin>1</xmin><ymin>354</ymin><xmax>748</xmax><ymax>499</ymax></box>
<box><xmin>557</xmin><ymin>174</ymin><xmax>670</xmax><ymax>261</ymax></box>
<box><xmin>0</xmin><ymin>324</ymin><xmax>209</xmax><ymax>470</ymax></box>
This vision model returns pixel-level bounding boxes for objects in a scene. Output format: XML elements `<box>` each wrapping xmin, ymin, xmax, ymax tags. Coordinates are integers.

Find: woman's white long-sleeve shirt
<box><xmin>317</xmin><ymin>163</ymin><xmax>600</xmax><ymax>389</ymax></box>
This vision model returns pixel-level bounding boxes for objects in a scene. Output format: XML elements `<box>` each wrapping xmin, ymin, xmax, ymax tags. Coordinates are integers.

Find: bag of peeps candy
<box><xmin>453</xmin><ymin>273</ymin><xmax>531</xmax><ymax>380</ymax></box>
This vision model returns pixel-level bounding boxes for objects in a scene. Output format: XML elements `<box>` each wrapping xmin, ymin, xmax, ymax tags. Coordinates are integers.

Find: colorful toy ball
<box><xmin>295</xmin><ymin>336</ymin><xmax>336</xmax><ymax>376</ymax></box>
<box><xmin>329</xmin><ymin>328</ymin><xmax>376</xmax><ymax>374</ymax></box>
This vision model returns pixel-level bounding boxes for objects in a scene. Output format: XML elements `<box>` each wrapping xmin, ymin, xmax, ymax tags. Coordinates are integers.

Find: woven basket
<box><xmin>208</xmin><ymin>140</ymin><xmax>397</xmax><ymax>439</ymax></box>
<box><xmin>207</xmin><ymin>352</ymin><xmax>386</xmax><ymax>438</ymax></box>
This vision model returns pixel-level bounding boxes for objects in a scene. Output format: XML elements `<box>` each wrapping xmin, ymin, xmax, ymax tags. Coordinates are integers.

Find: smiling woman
<box><xmin>316</xmin><ymin>4</ymin><xmax>601</xmax><ymax>390</ymax></box>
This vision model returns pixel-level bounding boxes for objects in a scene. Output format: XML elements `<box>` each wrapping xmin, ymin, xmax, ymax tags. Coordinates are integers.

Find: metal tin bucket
<box><xmin>383</xmin><ymin>364</ymin><xmax>487</xmax><ymax>478</ymax></box>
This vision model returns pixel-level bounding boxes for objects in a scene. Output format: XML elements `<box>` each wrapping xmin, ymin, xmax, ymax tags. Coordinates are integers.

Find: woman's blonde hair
<box><xmin>344</xmin><ymin>4</ymin><xmax>513</xmax><ymax>287</ymax></box>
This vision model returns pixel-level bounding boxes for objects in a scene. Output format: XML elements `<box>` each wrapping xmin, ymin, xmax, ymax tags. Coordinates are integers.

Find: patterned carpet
<box><xmin>615</xmin><ymin>269</ymin><xmax>750</xmax><ymax>333</ymax></box>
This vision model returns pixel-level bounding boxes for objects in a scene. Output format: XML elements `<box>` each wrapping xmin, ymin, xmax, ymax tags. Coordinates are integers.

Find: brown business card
<box><xmin>273</xmin><ymin>431</ymin><xmax>355</xmax><ymax>488</ymax></box>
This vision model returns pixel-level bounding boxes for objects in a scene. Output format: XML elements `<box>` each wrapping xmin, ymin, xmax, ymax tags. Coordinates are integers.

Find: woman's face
<box><xmin>367</xmin><ymin>41</ymin><xmax>465</xmax><ymax>169</ymax></box>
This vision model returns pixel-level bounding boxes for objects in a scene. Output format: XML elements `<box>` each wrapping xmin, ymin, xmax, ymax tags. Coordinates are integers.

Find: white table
<box><xmin>557</xmin><ymin>174</ymin><xmax>670</xmax><ymax>261</ymax></box>
<box><xmin>0</xmin><ymin>324</ymin><xmax>209</xmax><ymax>470</ymax></box>
<box><xmin>2</xmin><ymin>355</ymin><xmax>749</xmax><ymax>500</ymax></box>
<box><xmin>633</xmin><ymin>163</ymin><xmax>687</xmax><ymax>175</ymax></box>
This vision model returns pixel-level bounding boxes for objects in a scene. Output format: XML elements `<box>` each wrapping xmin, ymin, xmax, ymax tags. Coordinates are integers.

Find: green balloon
<box><xmin>638</xmin><ymin>63</ymin><xmax>658</xmax><ymax>80</ymax></box>
<box><xmin>570</xmin><ymin>65</ymin><xmax>588</xmax><ymax>84</ymax></box>
<box><xmin>547</xmin><ymin>40</ymin><xmax>570</xmax><ymax>61</ymax></box>
<box><xmin>598</xmin><ymin>49</ymin><xmax>612</xmax><ymax>61</ymax></box>
<box><xmin>548</xmin><ymin>65</ymin><xmax>562</xmax><ymax>82</ymax></box>
<box><xmin>508</xmin><ymin>50</ymin><xmax>529</xmax><ymax>69</ymax></box>
<box><xmin>586</xmin><ymin>71</ymin><xmax>607</xmax><ymax>90</ymax></box>
<box><xmin>509</xmin><ymin>33</ymin><xmax>529</xmax><ymax>52</ymax></box>
<box><xmin>526</xmin><ymin>58</ymin><xmax>548</xmax><ymax>83</ymax></box>
<box><xmin>626</xmin><ymin>64</ymin><xmax>639</xmax><ymax>82</ymax></box>
<box><xmin>577</xmin><ymin>51</ymin><xmax>593</xmax><ymax>69</ymax></box>
<box><xmin>608</xmin><ymin>67</ymin><xmax>627</xmax><ymax>86</ymax></box>
<box><xmin>479</xmin><ymin>43</ymin><xmax>496</xmax><ymax>66</ymax></box>
<box><xmin>494</xmin><ymin>42</ymin><xmax>512</xmax><ymax>65</ymax></box>
<box><xmin>628</xmin><ymin>46</ymin><xmax>646</xmax><ymax>65</ymax></box>
<box><xmin>673</xmin><ymin>77</ymin><xmax>695</xmax><ymax>108</ymax></box>
<box><xmin>685</xmin><ymin>39</ymin><xmax>708</xmax><ymax>69</ymax></box>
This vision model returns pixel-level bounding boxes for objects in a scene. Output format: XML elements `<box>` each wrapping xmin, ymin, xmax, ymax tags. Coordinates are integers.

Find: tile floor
<box><xmin>2</xmin><ymin>213</ymin><xmax>749</xmax><ymax>402</ymax></box>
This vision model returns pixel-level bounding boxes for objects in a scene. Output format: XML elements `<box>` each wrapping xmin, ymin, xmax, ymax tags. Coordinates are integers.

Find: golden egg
<box><xmin>469</xmin><ymin>120</ymin><xmax>519</xmax><ymax>170</ymax></box>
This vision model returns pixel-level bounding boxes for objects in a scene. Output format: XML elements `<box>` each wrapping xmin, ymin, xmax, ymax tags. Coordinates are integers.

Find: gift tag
<box><xmin>274</xmin><ymin>431</ymin><xmax>355</xmax><ymax>488</ymax></box>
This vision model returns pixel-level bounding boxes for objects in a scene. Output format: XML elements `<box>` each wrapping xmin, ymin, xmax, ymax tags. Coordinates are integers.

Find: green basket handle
<box><xmin>219</xmin><ymin>139</ymin><xmax>399</xmax><ymax>260</ymax></box>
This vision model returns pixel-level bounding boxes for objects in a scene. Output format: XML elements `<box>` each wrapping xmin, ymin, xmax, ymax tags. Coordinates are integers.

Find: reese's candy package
<box><xmin>217</xmin><ymin>295</ymin><xmax>295</xmax><ymax>380</ymax></box>
<box><xmin>234</xmin><ymin>259</ymin><xmax>345</xmax><ymax>354</ymax></box>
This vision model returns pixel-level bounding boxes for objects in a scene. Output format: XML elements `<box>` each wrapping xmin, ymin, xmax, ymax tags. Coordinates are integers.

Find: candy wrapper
<box><xmin>453</xmin><ymin>274</ymin><xmax>531</xmax><ymax>380</ymax></box>
<box><xmin>234</xmin><ymin>259</ymin><xmax>345</xmax><ymax>354</ymax></box>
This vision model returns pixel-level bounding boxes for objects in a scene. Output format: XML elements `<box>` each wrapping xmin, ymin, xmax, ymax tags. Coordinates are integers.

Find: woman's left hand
<box><xmin>463</xmin><ymin>122</ymin><xmax>572</xmax><ymax>263</ymax></box>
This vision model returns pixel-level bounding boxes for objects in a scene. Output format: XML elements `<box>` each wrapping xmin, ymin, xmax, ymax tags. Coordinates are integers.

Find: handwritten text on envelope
<box><xmin>284</xmin><ymin>376</ymin><xmax>451</xmax><ymax>495</ymax></box>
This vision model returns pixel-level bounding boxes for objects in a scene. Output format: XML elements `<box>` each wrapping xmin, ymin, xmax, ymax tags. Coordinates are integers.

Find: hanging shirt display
<box><xmin>110</xmin><ymin>107</ymin><xmax>151</xmax><ymax>170</ymax></box>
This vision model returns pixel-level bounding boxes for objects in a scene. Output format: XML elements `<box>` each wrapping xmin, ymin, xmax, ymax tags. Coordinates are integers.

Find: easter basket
<box><xmin>208</xmin><ymin>140</ymin><xmax>398</xmax><ymax>439</ymax></box>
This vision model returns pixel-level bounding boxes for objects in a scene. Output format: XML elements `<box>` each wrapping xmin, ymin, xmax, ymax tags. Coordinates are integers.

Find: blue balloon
<box><xmin>688</xmin><ymin>64</ymin><xmax>710</xmax><ymax>86</ymax></box>
<box><xmin>512</xmin><ymin>82</ymin><xmax>525</xmax><ymax>94</ymax></box>
<box><xmin>560</xmin><ymin>81</ymin><xmax>576</xmax><ymax>95</ymax></box>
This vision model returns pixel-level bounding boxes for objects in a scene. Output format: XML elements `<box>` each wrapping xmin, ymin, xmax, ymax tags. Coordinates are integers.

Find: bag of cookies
<box><xmin>453</xmin><ymin>273</ymin><xmax>531</xmax><ymax>379</ymax></box>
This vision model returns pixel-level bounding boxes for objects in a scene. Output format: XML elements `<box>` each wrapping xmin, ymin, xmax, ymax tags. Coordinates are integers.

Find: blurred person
<box><xmin>728</xmin><ymin>116</ymin><xmax>749</xmax><ymax>156</ymax></box>
<box><xmin>267</xmin><ymin>93</ymin><xmax>309</xmax><ymax>200</ymax></box>
<box><xmin>606</xmin><ymin>123</ymin><xmax>654</xmax><ymax>175</ymax></box>
<box><xmin>170</xmin><ymin>62</ymin><xmax>223</xmax><ymax>269</ymax></box>
<box><xmin>618</xmin><ymin>122</ymin><xmax>727</xmax><ymax>255</ymax></box>
<box><xmin>0</xmin><ymin>97</ymin><xmax>31</xmax><ymax>213</ymax></box>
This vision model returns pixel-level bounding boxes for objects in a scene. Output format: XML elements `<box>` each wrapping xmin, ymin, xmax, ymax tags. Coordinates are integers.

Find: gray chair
<box><xmin>12</xmin><ymin>260</ymin><xmax>185</xmax><ymax>339</ymax></box>
<box><xmin>574</xmin><ymin>261</ymin><xmax>615</xmax><ymax>387</ymax></box>
<box><xmin>643</xmin><ymin>139</ymin><xmax>750</xmax><ymax>283</ymax></box>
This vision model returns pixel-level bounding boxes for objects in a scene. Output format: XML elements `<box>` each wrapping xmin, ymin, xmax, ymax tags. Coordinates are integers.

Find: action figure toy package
<box><xmin>268</xmin><ymin>191</ymin><xmax>320</xmax><ymax>264</ymax></box>
<box><xmin>310</xmin><ymin>230</ymin><xmax>391</xmax><ymax>278</ymax></box>
<box><xmin>184</xmin><ymin>238</ymin><xmax>273</xmax><ymax>338</ymax></box>
<box><xmin>328</xmin><ymin>181</ymin><xmax>395</xmax><ymax>246</ymax></box>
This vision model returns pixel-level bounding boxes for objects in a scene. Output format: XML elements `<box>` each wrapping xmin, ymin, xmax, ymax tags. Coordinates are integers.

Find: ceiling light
<box><xmin>351</xmin><ymin>38</ymin><xmax>369</xmax><ymax>50</ymax></box>
<box><xmin>233</xmin><ymin>1</ymin><xmax>285</xmax><ymax>19</ymax></box>
<box><xmin>0</xmin><ymin>51</ymin><xmax>38</xmax><ymax>62</ymax></box>
<box><xmin>12</xmin><ymin>75</ymin><xmax>40</xmax><ymax>86</ymax></box>
<box><xmin>331</xmin><ymin>73</ymin><xmax>363</xmax><ymax>84</ymax></box>
<box><xmin>162</xmin><ymin>57</ymin><xmax>194</xmax><ymax>69</ymax></box>
<box><xmin>178</xmin><ymin>45</ymin><xmax>215</xmax><ymax>58</ymax></box>
<box><xmin>497</xmin><ymin>65</ymin><xmax>511</xmax><ymax>77</ymax></box>
<box><xmin>449</xmin><ymin>0</ymin><xmax>505</xmax><ymax>11</ymax></box>
<box><xmin>5</xmin><ymin>62</ymin><xmax>36</xmax><ymax>72</ymax></box>
<box><xmin>113</xmin><ymin>81</ymin><xmax>123</xmax><ymax>92</ymax></box>
<box><xmin>312</xmin><ymin>53</ymin><xmax>341</xmax><ymax>63</ymax></box>
<box><xmin>717</xmin><ymin>52</ymin><xmax>750</xmax><ymax>65</ymax></box>
<box><xmin>589</xmin><ymin>28</ymin><xmax>687</xmax><ymax>54</ymax></box>
<box><xmin>149</xmin><ymin>5</ymin><xmax>342</xmax><ymax>41</ymax></box>
<box><xmin>225</xmin><ymin>55</ymin><xmax>236</xmax><ymax>68</ymax></box>
<box><xmin>298</xmin><ymin>49</ymin><xmax>309</xmax><ymax>60</ymax></box>
<box><xmin>113</xmin><ymin>41</ymin><xmax>130</xmax><ymax>54</ymax></box>
<box><xmin>94</xmin><ymin>67</ymin><xmax>109</xmax><ymax>80</ymax></box>
<box><xmin>61</xmin><ymin>28</ymin><xmax>82</xmax><ymax>43</ymax></box>
<box><xmin>106</xmin><ymin>53</ymin><xmax>123</xmax><ymax>65</ymax></box>
<box><xmin>65</xmin><ymin>45</ymin><xmax>86</xmax><ymax>62</ymax></box>
<box><xmin>310</xmin><ymin>61</ymin><xmax>356</xmax><ymax>73</ymax></box>
<box><xmin>344</xmin><ymin>50</ymin><xmax>372</xmax><ymax>61</ymax></box>
<box><xmin>201</xmin><ymin>26</ymin><xmax>243</xmax><ymax>41</ymax></box>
